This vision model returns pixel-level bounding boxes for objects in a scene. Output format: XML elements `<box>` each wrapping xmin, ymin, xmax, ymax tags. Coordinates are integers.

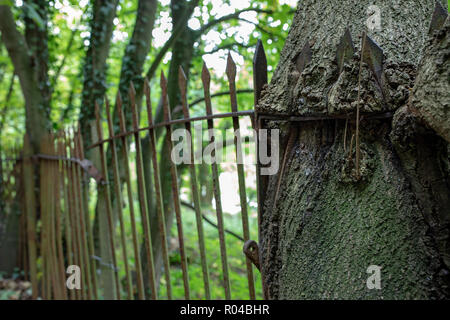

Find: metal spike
<box><xmin>178</xmin><ymin>66</ymin><xmax>187</xmax><ymax>97</ymax></box>
<box><xmin>144</xmin><ymin>77</ymin><xmax>150</xmax><ymax>100</ymax></box>
<box><xmin>362</xmin><ymin>34</ymin><xmax>384</xmax><ymax>85</ymax></box>
<box><xmin>129</xmin><ymin>82</ymin><xmax>136</xmax><ymax>110</ymax></box>
<box><xmin>129</xmin><ymin>81</ymin><xmax>136</xmax><ymax>95</ymax></box>
<box><xmin>94</xmin><ymin>102</ymin><xmax>101</xmax><ymax>124</ymax></box>
<box><xmin>201</xmin><ymin>62</ymin><xmax>212</xmax><ymax>115</ymax></box>
<box><xmin>144</xmin><ymin>78</ymin><xmax>153</xmax><ymax>124</ymax></box>
<box><xmin>201</xmin><ymin>61</ymin><xmax>210</xmax><ymax>85</ymax></box>
<box><xmin>161</xmin><ymin>71</ymin><xmax>170</xmax><ymax>122</ymax></box>
<box><xmin>116</xmin><ymin>92</ymin><xmax>126</xmax><ymax>133</ymax></box>
<box><xmin>104</xmin><ymin>96</ymin><xmax>111</xmax><ymax>120</ymax></box>
<box><xmin>105</xmin><ymin>96</ymin><xmax>114</xmax><ymax>137</ymax></box>
<box><xmin>295</xmin><ymin>42</ymin><xmax>312</xmax><ymax>74</ymax></box>
<box><xmin>130</xmin><ymin>85</ymin><xmax>139</xmax><ymax>130</ymax></box>
<box><xmin>429</xmin><ymin>1</ymin><xmax>448</xmax><ymax>34</ymax></box>
<box><xmin>116</xmin><ymin>91</ymin><xmax>123</xmax><ymax>112</ymax></box>
<box><xmin>226</xmin><ymin>52</ymin><xmax>236</xmax><ymax>80</ymax></box>
<box><xmin>253</xmin><ymin>39</ymin><xmax>268</xmax><ymax>105</ymax></box>
<box><xmin>178</xmin><ymin>67</ymin><xmax>189</xmax><ymax>118</ymax></box>
<box><xmin>336</xmin><ymin>28</ymin><xmax>355</xmax><ymax>74</ymax></box>
<box><xmin>160</xmin><ymin>70</ymin><xmax>168</xmax><ymax>93</ymax></box>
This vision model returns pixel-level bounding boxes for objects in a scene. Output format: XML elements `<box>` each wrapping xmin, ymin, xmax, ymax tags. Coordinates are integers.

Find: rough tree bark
<box><xmin>258</xmin><ymin>0</ymin><xmax>449</xmax><ymax>299</ymax></box>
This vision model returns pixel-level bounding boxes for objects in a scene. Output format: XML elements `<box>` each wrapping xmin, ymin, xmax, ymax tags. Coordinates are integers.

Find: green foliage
<box><xmin>0</xmin><ymin>0</ymin><xmax>14</xmax><ymax>6</ymax></box>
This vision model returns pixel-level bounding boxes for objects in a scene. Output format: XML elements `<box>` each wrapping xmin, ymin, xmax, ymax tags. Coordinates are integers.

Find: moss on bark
<box><xmin>259</xmin><ymin>0</ymin><xmax>450</xmax><ymax>299</ymax></box>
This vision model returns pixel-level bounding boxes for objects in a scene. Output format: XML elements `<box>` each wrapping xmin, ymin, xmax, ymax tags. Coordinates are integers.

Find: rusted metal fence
<box><xmin>0</xmin><ymin>47</ymin><xmax>269</xmax><ymax>300</ymax></box>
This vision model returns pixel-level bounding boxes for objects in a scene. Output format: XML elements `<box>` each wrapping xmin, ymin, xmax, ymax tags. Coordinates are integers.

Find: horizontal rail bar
<box><xmin>86</xmin><ymin>110</ymin><xmax>255</xmax><ymax>150</ymax></box>
<box><xmin>259</xmin><ymin>111</ymin><xmax>394</xmax><ymax>121</ymax></box>
<box><xmin>1</xmin><ymin>111</ymin><xmax>395</xmax><ymax>161</ymax></box>
<box><xmin>1</xmin><ymin>154</ymin><xmax>87</xmax><ymax>163</ymax></box>
<box><xmin>85</xmin><ymin>110</ymin><xmax>394</xmax><ymax>150</ymax></box>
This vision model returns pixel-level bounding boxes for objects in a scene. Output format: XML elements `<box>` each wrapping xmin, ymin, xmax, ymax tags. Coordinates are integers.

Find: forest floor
<box><xmin>0</xmin><ymin>276</ymin><xmax>32</xmax><ymax>300</ymax></box>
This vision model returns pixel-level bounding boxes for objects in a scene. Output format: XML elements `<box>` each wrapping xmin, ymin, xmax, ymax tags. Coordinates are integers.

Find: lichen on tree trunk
<box><xmin>258</xmin><ymin>0</ymin><xmax>450</xmax><ymax>299</ymax></box>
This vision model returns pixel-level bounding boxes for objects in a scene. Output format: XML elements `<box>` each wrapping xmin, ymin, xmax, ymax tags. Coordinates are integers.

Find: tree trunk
<box><xmin>24</xmin><ymin>0</ymin><xmax>51</xmax><ymax>118</ymax></box>
<box><xmin>258</xmin><ymin>0</ymin><xmax>450</xmax><ymax>299</ymax></box>
<box><xmin>0</xmin><ymin>5</ymin><xmax>50</xmax><ymax>152</ymax></box>
<box><xmin>79</xmin><ymin>0</ymin><xmax>119</xmax><ymax>153</ymax></box>
<box><xmin>0</xmin><ymin>3</ymin><xmax>51</xmax><ymax>277</ymax></box>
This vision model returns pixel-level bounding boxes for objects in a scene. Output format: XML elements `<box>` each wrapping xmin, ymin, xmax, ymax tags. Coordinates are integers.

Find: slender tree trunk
<box><xmin>0</xmin><ymin>5</ymin><xmax>50</xmax><ymax>152</ymax></box>
<box><xmin>24</xmin><ymin>0</ymin><xmax>51</xmax><ymax>117</ymax></box>
<box><xmin>79</xmin><ymin>0</ymin><xmax>119</xmax><ymax>153</ymax></box>
<box><xmin>258</xmin><ymin>0</ymin><xmax>449</xmax><ymax>299</ymax></box>
<box><xmin>109</xmin><ymin>0</ymin><xmax>157</xmax><ymax>208</ymax></box>
<box><xmin>0</xmin><ymin>3</ymin><xmax>51</xmax><ymax>277</ymax></box>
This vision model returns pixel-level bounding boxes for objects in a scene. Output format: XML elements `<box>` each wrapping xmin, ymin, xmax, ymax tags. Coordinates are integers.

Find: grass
<box><xmin>159</xmin><ymin>205</ymin><xmax>262</xmax><ymax>300</ymax></box>
<box><xmin>112</xmin><ymin>199</ymin><xmax>262</xmax><ymax>300</ymax></box>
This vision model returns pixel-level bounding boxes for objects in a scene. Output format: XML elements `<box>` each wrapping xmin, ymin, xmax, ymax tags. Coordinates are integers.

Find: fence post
<box><xmin>115</xmin><ymin>93</ymin><xmax>146</xmax><ymax>300</ymax></box>
<box><xmin>202</xmin><ymin>62</ymin><xmax>231</xmax><ymax>299</ymax></box>
<box><xmin>143</xmin><ymin>79</ymin><xmax>173</xmax><ymax>300</ymax></box>
<box><xmin>161</xmin><ymin>72</ymin><xmax>191</xmax><ymax>299</ymax></box>
<box><xmin>178</xmin><ymin>68</ymin><xmax>211</xmax><ymax>299</ymax></box>
<box><xmin>129</xmin><ymin>83</ymin><xmax>158</xmax><ymax>300</ymax></box>
<box><xmin>104</xmin><ymin>97</ymin><xmax>133</xmax><ymax>300</ymax></box>
<box><xmin>226</xmin><ymin>54</ymin><xmax>256</xmax><ymax>299</ymax></box>
<box><xmin>253</xmin><ymin>39</ymin><xmax>268</xmax><ymax>300</ymax></box>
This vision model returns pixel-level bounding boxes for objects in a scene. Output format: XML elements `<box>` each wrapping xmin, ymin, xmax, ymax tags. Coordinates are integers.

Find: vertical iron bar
<box><xmin>116</xmin><ymin>93</ymin><xmax>146</xmax><ymax>300</ymax></box>
<box><xmin>73</xmin><ymin>129</ymin><xmax>94</xmax><ymax>300</ymax></box>
<box><xmin>226</xmin><ymin>54</ymin><xmax>256</xmax><ymax>299</ymax></box>
<box><xmin>40</xmin><ymin>135</ymin><xmax>51</xmax><ymax>299</ymax></box>
<box><xmin>178</xmin><ymin>68</ymin><xmax>211</xmax><ymax>299</ymax></box>
<box><xmin>77</xmin><ymin>131</ymin><xmax>99</xmax><ymax>299</ymax></box>
<box><xmin>143</xmin><ymin>79</ymin><xmax>172</xmax><ymax>300</ymax></box>
<box><xmin>60</xmin><ymin>132</ymin><xmax>76</xmax><ymax>300</ymax></box>
<box><xmin>54</xmin><ymin>134</ymin><xmax>68</xmax><ymax>299</ymax></box>
<box><xmin>161</xmin><ymin>72</ymin><xmax>190</xmax><ymax>299</ymax></box>
<box><xmin>48</xmin><ymin>134</ymin><xmax>59</xmax><ymax>299</ymax></box>
<box><xmin>253</xmin><ymin>40</ymin><xmax>268</xmax><ymax>300</ymax></box>
<box><xmin>50</xmin><ymin>135</ymin><xmax>63</xmax><ymax>299</ymax></box>
<box><xmin>128</xmin><ymin>83</ymin><xmax>158</xmax><ymax>300</ymax></box>
<box><xmin>64</xmin><ymin>131</ymin><xmax>80</xmax><ymax>300</ymax></box>
<box><xmin>22</xmin><ymin>134</ymin><xmax>38</xmax><ymax>299</ymax></box>
<box><xmin>69</xmin><ymin>129</ymin><xmax>88</xmax><ymax>299</ymax></box>
<box><xmin>105</xmin><ymin>97</ymin><xmax>133</xmax><ymax>300</ymax></box>
<box><xmin>201</xmin><ymin>62</ymin><xmax>231</xmax><ymax>299</ymax></box>
<box><xmin>65</xmin><ymin>131</ymin><xmax>82</xmax><ymax>300</ymax></box>
<box><xmin>94</xmin><ymin>105</ymin><xmax>121</xmax><ymax>300</ymax></box>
